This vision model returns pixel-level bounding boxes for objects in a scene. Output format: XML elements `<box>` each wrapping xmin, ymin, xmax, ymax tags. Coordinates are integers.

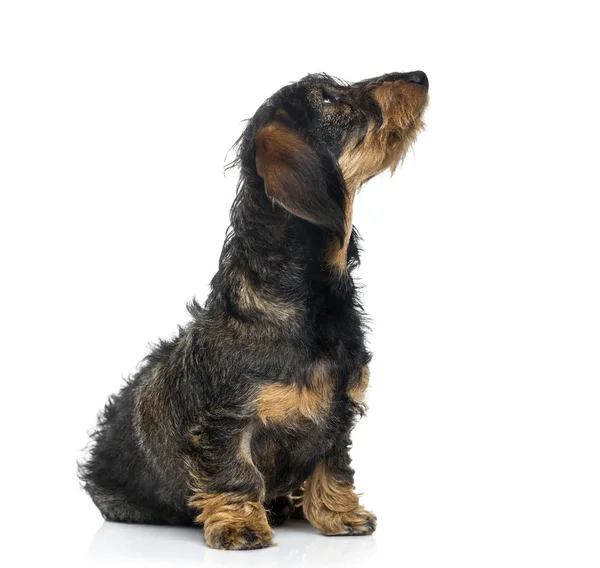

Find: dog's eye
<box><xmin>323</xmin><ymin>93</ymin><xmax>342</xmax><ymax>105</ymax></box>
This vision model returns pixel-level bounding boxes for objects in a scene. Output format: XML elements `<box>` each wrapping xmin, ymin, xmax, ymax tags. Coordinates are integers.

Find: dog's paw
<box><xmin>314</xmin><ymin>506</ymin><xmax>377</xmax><ymax>536</ymax></box>
<box><xmin>204</xmin><ymin>517</ymin><xmax>275</xmax><ymax>550</ymax></box>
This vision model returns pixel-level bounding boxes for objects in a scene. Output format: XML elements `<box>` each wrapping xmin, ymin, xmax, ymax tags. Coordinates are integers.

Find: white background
<box><xmin>1</xmin><ymin>1</ymin><xmax>599</xmax><ymax>567</ymax></box>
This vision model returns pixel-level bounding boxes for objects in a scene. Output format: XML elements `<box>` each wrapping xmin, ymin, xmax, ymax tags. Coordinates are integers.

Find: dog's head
<box><xmin>235</xmin><ymin>72</ymin><xmax>429</xmax><ymax>252</ymax></box>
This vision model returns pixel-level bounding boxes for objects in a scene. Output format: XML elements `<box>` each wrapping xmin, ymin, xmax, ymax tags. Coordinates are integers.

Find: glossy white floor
<box><xmin>86</xmin><ymin>519</ymin><xmax>379</xmax><ymax>568</ymax></box>
<box><xmin>25</xmin><ymin>478</ymin><xmax>392</xmax><ymax>567</ymax></box>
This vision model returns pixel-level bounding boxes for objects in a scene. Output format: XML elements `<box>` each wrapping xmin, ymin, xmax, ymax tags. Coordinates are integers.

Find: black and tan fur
<box><xmin>79</xmin><ymin>71</ymin><xmax>429</xmax><ymax>550</ymax></box>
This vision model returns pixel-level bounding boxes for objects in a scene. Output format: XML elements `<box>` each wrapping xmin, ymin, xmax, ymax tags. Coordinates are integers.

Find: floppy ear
<box><xmin>254</xmin><ymin>122</ymin><xmax>346</xmax><ymax>236</ymax></box>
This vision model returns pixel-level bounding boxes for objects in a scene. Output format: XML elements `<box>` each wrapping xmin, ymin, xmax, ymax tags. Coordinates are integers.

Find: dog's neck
<box><xmin>205</xmin><ymin>178</ymin><xmax>360</xmax><ymax>321</ymax></box>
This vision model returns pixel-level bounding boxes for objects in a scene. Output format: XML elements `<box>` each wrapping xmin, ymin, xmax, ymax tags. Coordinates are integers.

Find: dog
<box><xmin>79</xmin><ymin>70</ymin><xmax>429</xmax><ymax>550</ymax></box>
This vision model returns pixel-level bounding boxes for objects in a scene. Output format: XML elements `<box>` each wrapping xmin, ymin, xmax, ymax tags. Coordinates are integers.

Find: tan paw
<box><xmin>314</xmin><ymin>506</ymin><xmax>377</xmax><ymax>536</ymax></box>
<box><xmin>198</xmin><ymin>499</ymin><xmax>275</xmax><ymax>550</ymax></box>
<box><xmin>204</xmin><ymin>518</ymin><xmax>275</xmax><ymax>550</ymax></box>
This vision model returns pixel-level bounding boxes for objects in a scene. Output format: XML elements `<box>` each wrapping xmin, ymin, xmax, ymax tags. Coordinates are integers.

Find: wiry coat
<box><xmin>79</xmin><ymin>71</ymin><xmax>429</xmax><ymax>549</ymax></box>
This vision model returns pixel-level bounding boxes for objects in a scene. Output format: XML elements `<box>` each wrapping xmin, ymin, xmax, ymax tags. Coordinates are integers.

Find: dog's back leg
<box><xmin>86</xmin><ymin>482</ymin><xmax>190</xmax><ymax>525</ymax></box>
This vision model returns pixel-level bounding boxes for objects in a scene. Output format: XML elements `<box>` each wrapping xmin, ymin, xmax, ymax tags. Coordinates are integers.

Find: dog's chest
<box><xmin>251</xmin><ymin>414</ymin><xmax>341</xmax><ymax>498</ymax></box>
<box><xmin>251</xmin><ymin>363</ymin><xmax>369</xmax><ymax>498</ymax></box>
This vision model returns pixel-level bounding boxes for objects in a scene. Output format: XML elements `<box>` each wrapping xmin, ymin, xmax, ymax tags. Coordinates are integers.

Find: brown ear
<box><xmin>255</xmin><ymin>122</ymin><xmax>346</xmax><ymax>236</ymax></box>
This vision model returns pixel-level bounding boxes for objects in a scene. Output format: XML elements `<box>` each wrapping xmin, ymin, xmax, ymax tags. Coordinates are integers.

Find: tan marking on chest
<box><xmin>256</xmin><ymin>364</ymin><xmax>331</xmax><ymax>425</ymax></box>
<box><xmin>347</xmin><ymin>366</ymin><xmax>370</xmax><ymax>404</ymax></box>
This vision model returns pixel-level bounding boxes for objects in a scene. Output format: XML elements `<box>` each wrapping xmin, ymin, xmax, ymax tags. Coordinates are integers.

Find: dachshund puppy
<box><xmin>79</xmin><ymin>71</ymin><xmax>429</xmax><ymax>550</ymax></box>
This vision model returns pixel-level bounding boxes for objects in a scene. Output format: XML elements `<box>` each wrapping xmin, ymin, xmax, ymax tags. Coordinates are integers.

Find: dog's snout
<box><xmin>404</xmin><ymin>71</ymin><xmax>429</xmax><ymax>89</ymax></box>
<box><xmin>372</xmin><ymin>71</ymin><xmax>429</xmax><ymax>90</ymax></box>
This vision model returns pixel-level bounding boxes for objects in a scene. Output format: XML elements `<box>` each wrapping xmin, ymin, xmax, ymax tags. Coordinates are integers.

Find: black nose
<box><xmin>405</xmin><ymin>70</ymin><xmax>429</xmax><ymax>89</ymax></box>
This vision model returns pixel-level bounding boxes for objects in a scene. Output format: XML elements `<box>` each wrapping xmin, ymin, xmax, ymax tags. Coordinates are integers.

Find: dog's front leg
<box><xmin>301</xmin><ymin>444</ymin><xmax>376</xmax><ymax>536</ymax></box>
<box><xmin>186</xmin><ymin>417</ymin><xmax>274</xmax><ymax>550</ymax></box>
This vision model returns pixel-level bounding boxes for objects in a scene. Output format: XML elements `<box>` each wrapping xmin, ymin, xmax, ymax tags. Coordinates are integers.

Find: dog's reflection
<box><xmin>88</xmin><ymin>520</ymin><xmax>376</xmax><ymax>567</ymax></box>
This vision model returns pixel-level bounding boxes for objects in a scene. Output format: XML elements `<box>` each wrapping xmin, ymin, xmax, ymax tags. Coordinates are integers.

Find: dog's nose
<box><xmin>405</xmin><ymin>71</ymin><xmax>429</xmax><ymax>89</ymax></box>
